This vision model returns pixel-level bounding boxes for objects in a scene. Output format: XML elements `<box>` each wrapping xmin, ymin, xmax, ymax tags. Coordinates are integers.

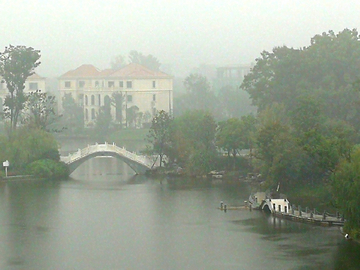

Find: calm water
<box><xmin>0</xmin><ymin>157</ymin><xmax>359</xmax><ymax>270</ymax></box>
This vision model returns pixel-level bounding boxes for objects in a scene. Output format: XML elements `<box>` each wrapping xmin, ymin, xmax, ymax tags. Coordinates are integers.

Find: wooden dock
<box><xmin>219</xmin><ymin>198</ymin><xmax>345</xmax><ymax>227</ymax></box>
<box><xmin>272</xmin><ymin>209</ymin><xmax>344</xmax><ymax>226</ymax></box>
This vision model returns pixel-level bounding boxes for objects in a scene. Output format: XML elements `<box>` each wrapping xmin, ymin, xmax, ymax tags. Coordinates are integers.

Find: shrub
<box><xmin>41</xmin><ymin>149</ymin><xmax>60</xmax><ymax>161</ymax></box>
<box><xmin>27</xmin><ymin>159</ymin><xmax>69</xmax><ymax>179</ymax></box>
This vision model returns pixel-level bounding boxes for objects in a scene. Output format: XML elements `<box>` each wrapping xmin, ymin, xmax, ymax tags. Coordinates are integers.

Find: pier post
<box><xmin>310</xmin><ymin>211</ymin><xmax>313</xmax><ymax>218</ymax></box>
<box><xmin>224</xmin><ymin>204</ymin><xmax>227</xmax><ymax>213</ymax></box>
<box><xmin>298</xmin><ymin>205</ymin><xmax>302</xmax><ymax>217</ymax></box>
<box><xmin>323</xmin><ymin>211</ymin><xmax>326</xmax><ymax>220</ymax></box>
<box><xmin>305</xmin><ymin>207</ymin><xmax>308</xmax><ymax>214</ymax></box>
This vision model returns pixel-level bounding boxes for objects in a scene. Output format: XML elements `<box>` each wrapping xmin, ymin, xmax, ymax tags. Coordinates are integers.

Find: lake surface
<box><xmin>0</xmin><ymin>157</ymin><xmax>359</xmax><ymax>270</ymax></box>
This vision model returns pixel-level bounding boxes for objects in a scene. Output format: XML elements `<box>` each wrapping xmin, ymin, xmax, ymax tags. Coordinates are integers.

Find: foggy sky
<box><xmin>1</xmin><ymin>0</ymin><xmax>360</xmax><ymax>77</ymax></box>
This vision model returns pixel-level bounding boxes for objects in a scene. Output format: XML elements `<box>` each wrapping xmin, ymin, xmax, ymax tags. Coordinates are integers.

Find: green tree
<box><xmin>61</xmin><ymin>93</ymin><xmax>84</xmax><ymax>132</ymax></box>
<box><xmin>240</xmin><ymin>114</ymin><xmax>257</xmax><ymax>163</ymax></box>
<box><xmin>175</xmin><ymin>74</ymin><xmax>221</xmax><ymax>118</ymax></box>
<box><xmin>170</xmin><ymin>110</ymin><xmax>217</xmax><ymax>175</ymax></box>
<box><xmin>110</xmin><ymin>51</ymin><xmax>162</xmax><ymax>71</ymax></box>
<box><xmin>25</xmin><ymin>90</ymin><xmax>57</xmax><ymax>130</ymax></box>
<box><xmin>0</xmin><ymin>126</ymin><xmax>59</xmax><ymax>171</ymax></box>
<box><xmin>241</xmin><ymin>29</ymin><xmax>360</xmax><ymax>128</ymax></box>
<box><xmin>110</xmin><ymin>55</ymin><xmax>127</xmax><ymax>69</ymax></box>
<box><xmin>241</xmin><ymin>46</ymin><xmax>303</xmax><ymax>111</ymax></box>
<box><xmin>61</xmin><ymin>93</ymin><xmax>84</xmax><ymax>133</ymax></box>
<box><xmin>332</xmin><ymin>147</ymin><xmax>360</xmax><ymax>237</ymax></box>
<box><xmin>111</xmin><ymin>92</ymin><xmax>125</xmax><ymax>127</ymax></box>
<box><xmin>217</xmin><ymin>85</ymin><xmax>256</xmax><ymax>119</ymax></box>
<box><xmin>256</xmin><ymin>121</ymin><xmax>288</xmax><ymax>170</ymax></box>
<box><xmin>128</xmin><ymin>50</ymin><xmax>161</xmax><ymax>71</ymax></box>
<box><xmin>290</xmin><ymin>95</ymin><xmax>323</xmax><ymax>135</ymax></box>
<box><xmin>147</xmin><ymin>110</ymin><xmax>173</xmax><ymax>167</ymax></box>
<box><xmin>0</xmin><ymin>45</ymin><xmax>41</xmax><ymax>130</ymax></box>
<box><xmin>216</xmin><ymin>118</ymin><xmax>244</xmax><ymax>168</ymax></box>
<box><xmin>126</xmin><ymin>105</ymin><xmax>140</xmax><ymax>128</ymax></box>
<box><xmin>95</xmin><ymin>105</ymin><xmax>112</xmax><ymax>133</ymax></box>
<box><xmin>184</xmin><ymin>73</ymin><xmax>211</xmax><ymax>96</ymax></box>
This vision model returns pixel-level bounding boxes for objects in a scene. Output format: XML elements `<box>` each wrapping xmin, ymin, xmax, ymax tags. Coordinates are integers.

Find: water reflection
<box><xmin>0</xmin><ymin>155</ymin><xmax>359</xmax><ymax>269</ymax></box>
<box><xmin>333</xmin><ymin>241</ymin><xmax>360</xmax><ymax>269</ymax></box>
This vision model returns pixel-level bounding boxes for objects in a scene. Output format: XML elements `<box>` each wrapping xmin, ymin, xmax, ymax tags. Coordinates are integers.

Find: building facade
<box><xmin>58</xmin><ymin>63</ymin><xmax>173</xmax><ymax>127</ymax></box>
<box><xmin>0</xmin><ymin>73</ymin><xmax>47</xmax><ymax>116</ymax></box>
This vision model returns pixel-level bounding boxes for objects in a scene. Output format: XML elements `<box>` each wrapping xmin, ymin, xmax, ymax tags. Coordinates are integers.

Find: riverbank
<box><xmin>0</xmin><ymin>175</ymin><xmax>36</xmax><ymax>181</ymax></box>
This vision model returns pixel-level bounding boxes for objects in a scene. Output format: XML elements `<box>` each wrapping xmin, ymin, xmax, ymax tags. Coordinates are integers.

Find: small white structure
<box><xmin>2</xmin><ymin>160</ymin><xmax>9</xmax><ymax>177</ymax></box>
<box><xmin>264</xmin><ymin>198</ymin><xmax>291</xmax><ymax>214</ymax></box>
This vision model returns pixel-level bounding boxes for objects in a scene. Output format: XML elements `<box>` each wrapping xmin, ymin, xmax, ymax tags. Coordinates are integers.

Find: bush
<box><xmin>0</xmin><ymin>127</ymin><xmax>60</xmax><ymax>170</ymax></box>
<box><xmin>26</xmin><ymin>159</ymin><xmax>69</xmax><ymax>179</ymax></box>
<box><xmin>41</xmin><ymin>149</ymin><xmax>60</xmax><ymax>161</ymax></box>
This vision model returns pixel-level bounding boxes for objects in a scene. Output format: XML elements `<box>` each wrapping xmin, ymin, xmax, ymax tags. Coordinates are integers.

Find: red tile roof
<box><xmin>60</xmin><ymin>63</ymin><xmax>171</xmax><ymax>78</ymax></box>
<box><xmin>28</xmin><ymin>72</ymin><xmax>44</xmax><ymax>79</ymax></box>
<box><xmin>99</xmin><ymin>69</ymin><xmax>115</xmax><ymax>77</ymax></box>
<box><xmin>60</xmin><ymin>64</ymin><xmax>101</xmax><ymax>78</ymax></box>
<box><xmin>109</xmin><ymin>63</ymin><xmax>170</xmax><ymax>78</ymax></box>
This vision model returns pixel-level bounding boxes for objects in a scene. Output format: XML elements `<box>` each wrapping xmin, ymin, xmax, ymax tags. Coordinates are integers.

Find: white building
<box><xmin>268</xmin><ymin>198</ymin><xmax>291</xmax><ymax>214</ymax></box>
<box><xmin>58</xmin><ymin>63</ymin><xmax>173</xmax><ymax>127</ymax></box>
<box><xmin>0</xmin><ymin>73</ymin><xmax>47</xmax><ymax>115</ymax></box>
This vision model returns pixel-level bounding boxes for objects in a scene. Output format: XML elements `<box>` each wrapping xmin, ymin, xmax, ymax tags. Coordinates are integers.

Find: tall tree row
<box><xmin>239</xmin><ymin>29</ymin><xmax>360</xmax><ymax>234</ymax></box>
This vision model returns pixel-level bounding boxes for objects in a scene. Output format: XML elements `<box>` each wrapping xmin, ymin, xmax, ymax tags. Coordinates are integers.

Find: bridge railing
<box><xmin>61</xmin><ymin>142</ymin><xmax>155</xmax><ymax>169</ymax></box>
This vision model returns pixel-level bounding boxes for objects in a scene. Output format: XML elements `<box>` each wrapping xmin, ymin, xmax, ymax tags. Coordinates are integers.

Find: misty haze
<box><xmin>0</xmin><ymin>1</ymin><xmax>359</xmax><ymax>269</ymax></box>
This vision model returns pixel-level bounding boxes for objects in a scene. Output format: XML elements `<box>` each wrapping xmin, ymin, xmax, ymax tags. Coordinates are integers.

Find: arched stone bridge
<box><xmin>60</xmin><ymin>142</ymin><xmax>156</xmax><ymax>174</ymax></box>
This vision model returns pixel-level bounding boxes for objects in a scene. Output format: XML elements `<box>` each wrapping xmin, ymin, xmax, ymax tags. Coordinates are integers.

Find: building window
<box><xmin>65</xmin><ymin>81</ymin><xmax>71</xmax><ymax>88</ymax></box>
<box><xmin>91</xmin><ymin>95</ymin><xmax>95</xmax><ymax>105</ymax></box>
<box><xmin>95</xmin><ymin>81</ymin><xmax>99</xmax><ymax>87</ymax></box>
<box><xmin>104</xmin><ymin>95</ymin><xmax>111</xmax><ymax>108</ymax></box>
<box><xmin>85</xmin><ymin>109</ymin><xmax>88</xmax><ymax>121</ymax></box>
<box><xmin>119</xmin><ymin>81</ymin><xmax>123</xmax><ymax>88</ymax></box>
<box><xmin>91</xmin><ymin>108</ymin><xmax>95</xmax><ymax>120</ymax></box>
<box><xmin>79</xmin><ymin>81</ymin><xmax>85</xmax><ymax>88</ymax></box>
<box><xmin>85</xmin><ymin>95</ymin><xmax>88</xmax><ymax>106</ymax></box>
<box><xmin>153</xmin><ymin>94</ymin><xmax>156</xmax><ymax>101</ymax></box>
<box><xmin>152</xmin><ymin>81</ymin><xmax>156</xmax><ymax>88</ymax></box>
<box><xmin>126</xmin><ymin>81</ymin><xmax>132</xmax><ymax>88</ymax></box>
<box><xmin>29</xmin><ymin>82</ymin><xmax>38</xmax><ymax>90</ymax></box>
<box><xmin>127</xmin><ymin>95</ymin><xmax>132</xmax><ymax>102</ymax></box>
<box><xmin>108</xmin><ymin>81</ymin><xmax>114</xmax><ymax>88</ymax></box>
<box><xmin>78</xmin><ymin>94</ymin><xmax>84</xmax><ymax>106</ymax></box>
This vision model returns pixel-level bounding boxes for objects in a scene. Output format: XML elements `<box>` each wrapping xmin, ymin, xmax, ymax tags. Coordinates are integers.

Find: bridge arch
<box><xmin>61</xmin><ymin>143</ymin><xmax>155</xmax><ymax>175</ymax></box>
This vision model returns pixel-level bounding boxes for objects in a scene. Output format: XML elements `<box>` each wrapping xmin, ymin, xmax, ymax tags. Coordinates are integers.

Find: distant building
<box><xmin>0</xmin><ymin>73</ymin><xmax>47</xmax><ymax>117</ymax></box>
<box><xmin>212</xmin><ymin>64</ymin><xmax>252</xmax><ymax>93</ymax></box>
<box><xmin>58</xmin><ymin>63</ymin><xmax>173</xmax><ymax>127</ymax></box>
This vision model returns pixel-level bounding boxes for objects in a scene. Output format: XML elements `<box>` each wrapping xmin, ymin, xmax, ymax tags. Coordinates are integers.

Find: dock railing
<box><xmin>281</xmin><ymin>204</ymin><xmax>344</xmax><ymax>226</ymax></box>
